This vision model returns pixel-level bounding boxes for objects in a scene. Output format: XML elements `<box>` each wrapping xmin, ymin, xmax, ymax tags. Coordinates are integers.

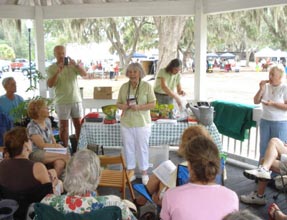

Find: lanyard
<box><xmin>127</xmin><ymin>80</ymin><xmax>141</xmax><ymax>104</ymax></box>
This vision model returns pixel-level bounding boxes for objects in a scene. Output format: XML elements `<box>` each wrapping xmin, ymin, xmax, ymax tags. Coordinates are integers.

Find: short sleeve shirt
<box><xmin>41</xmin><ymin>192</ymin><xmax>137</xmax><ymax>220</ymax></box>
<box><xmin>0</xmin><ymin>112</ymin><xmax>13</xmax><ymax>146</ymax></box>
<box><xmin>160</xmin><ymin>183</ymin><xmax>239</xmax><ymax>220</ymax></box>
<box><xmin>0</xmin><ymin>94</ymin><xmax>24</xmax><ymax>121</ymax></box>
<box><xmin>27</xmin><ymin>118</ymin><xmax>53</xmax><ymax>151</ymax></box>
<box><xmin>47</xmin><ymin>64</ymin><xmax>82</xmax><ymax>104</ymax></box>
<box><xmin>262</xmin><ymin>83</ymin><xmax>287</xmax><ymax>121</ymax></box>
<box><xmin>154</xmin><ymin>68</ymin><xmax>181</xmax><ymax>94</ymax></box>
<box><xmin>117</xmin><ymin>80</ymin><xmax>156</xmax><ymax>128</ymax></box>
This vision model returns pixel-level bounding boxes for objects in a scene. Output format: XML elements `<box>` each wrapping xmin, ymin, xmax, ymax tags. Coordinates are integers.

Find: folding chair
<box><xmin>98</xmin><ymin>154</ymin><xmax>135</xmax><ymax>200</ymax></box>
<box><xmin>176</xmin><ymin>164</ymin><xmax>189</xmax><ymax>186</ymax></box>
<box><xmin>33</xmin><ymin>203</ymin><xmax>122</xmax><ymax>220</ymax></box>
<box><xmin>133</xmin><ymin>154</ymin><xmax>226</xmax><ymax>205</ymax></box>
<box><xmin>133</xmin><ymin>184</ymin><xmax>159</xmax><ymax>219</ymax></box>
<box><xmin>273</xmin><ymin>175</ymin><xmax>287</xmax><ymax>201</ymax></box>
<box><xmin>177</xmin><ymin>154</ymin><xmax>226</xmax><ymax>186</ymax></box>
<box><xmin>133</xmin><ymin>161</ymin><xmax>187</xmax><ymax>219</ymax></box>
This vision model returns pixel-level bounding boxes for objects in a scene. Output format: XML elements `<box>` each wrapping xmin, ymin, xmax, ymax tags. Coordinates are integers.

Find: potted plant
<box><xmin>11</xmin><ymin>70</ymin><xmax>54</xmax><ymax>127</ymax></box>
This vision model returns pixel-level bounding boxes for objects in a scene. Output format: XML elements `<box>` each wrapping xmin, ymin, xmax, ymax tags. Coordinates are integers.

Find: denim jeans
<box><xmin>259</xmin><ymin>119</ymin><xmax>287</xmax><ymax>158</ymax></box>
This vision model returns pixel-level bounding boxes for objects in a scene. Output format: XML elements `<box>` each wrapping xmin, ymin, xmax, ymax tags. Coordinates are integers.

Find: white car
<box><xmin>0</xmin><ymin>59</ymin><xmax>10</xmax><ymax>73</ymax></box>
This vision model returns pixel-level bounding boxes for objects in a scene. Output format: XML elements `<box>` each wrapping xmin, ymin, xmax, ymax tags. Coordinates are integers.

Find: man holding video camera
<box><xmin>47</xmin><ymin>45</ymin><xmax>87</xmax><ymax>148</ymax></box>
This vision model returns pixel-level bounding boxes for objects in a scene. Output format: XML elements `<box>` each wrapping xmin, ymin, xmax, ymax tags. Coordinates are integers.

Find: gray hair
<box><xmin>63</xmin><ymin>149</ymin><xmax>101</xmax><ymax>196</ymax></box>
<box><xmin>269</xmin><ymin>64</ymin><xmax>285</xmax><ymax>78</ymax></box>
<box><xmin>2</xmin><ymin>77</ymin><xmax>15</xmax><ymax>88</ymax></box>
<box><xmin>125</xmin><ymin>62</ymin><xmax>146</xmax><ymax>79</ymax></box>
<box><xmin>223</xmin><ymin>210</ymin><xmax>262</xmax><ymax>220</ymax></box>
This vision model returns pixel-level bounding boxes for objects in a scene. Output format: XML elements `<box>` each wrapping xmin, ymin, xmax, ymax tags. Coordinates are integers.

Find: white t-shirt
<box><xmin>160</xmin><ymin>183</ymin><xmax>239</xmax><ymax>220</ymax></box>
<box><xmin>262</xmin><ymin>83</ymin><xmax>287</xmax><ymax>121</ymax></box>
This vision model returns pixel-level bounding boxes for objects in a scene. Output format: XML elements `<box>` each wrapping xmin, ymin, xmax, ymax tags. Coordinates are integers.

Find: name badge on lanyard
<box><xmin>127</xmin><ymin>95</ymin><xmax>137</xmax><ymax>106</ymax></box>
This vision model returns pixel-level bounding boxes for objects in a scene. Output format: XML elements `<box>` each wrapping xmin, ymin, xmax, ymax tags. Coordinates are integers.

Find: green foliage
<box><xmin>261</xmin><ymin>6</ymin><xmax>287</xmax><ymax>50</ymax></box>
<box><xmin>151</xmin><ymin>103</ymin><xmax>174</xmax><ymax>119</ymax></box>
<box><xmin>0</xmin><ymin>44</ymin><xmax>15</xmax><ymax>59</ymax></box>
<box><xmin>136</xmin><ymin>17</ymin><xmax>158</xmax><ymax>50</ymax></box>
<box><xmin>0</xmin><ymin>5</ymin><xmax>287</xmax><ymax>66</ymax></box>
<box><xmin>45</xmin><ymin>40</ymin><xmax>58</xmax><ymax>60</ymax></box>
<box><xmin>26</xmin><ymin>69</ymin><xmax>46</xmax><ymax>92</ymax></box>
<box><xmin>10</xmin><ymin>70</ymin><xmax>53</xmax><ymax>125</ymax></box>
<box><xmin>0</xmin><ymin>19</ymin><xmax>34</xmax><ymax>60</ymax></box>
<box><xmin>11</xmin><ymin>96</ymin><xmax>54</xmax><ymax>126</ymax></box>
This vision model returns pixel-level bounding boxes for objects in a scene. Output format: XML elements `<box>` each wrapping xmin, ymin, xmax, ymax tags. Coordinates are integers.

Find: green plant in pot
<box><xmin>11</xmin><ymin>96</ymin><xmax>54</xmax><ymax>127</ymax></box>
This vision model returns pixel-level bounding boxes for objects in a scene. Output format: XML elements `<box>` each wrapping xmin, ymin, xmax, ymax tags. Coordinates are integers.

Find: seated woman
<box><xmin>41</xmin><ymin>149</ymin><xmax>137</xmax><ymax>220</ymax></box>
<box><xmin>0</xmin><ymin>127</ymin><xmax>60</xmax><ymax>219</ymax></box>
<box><xmin>136</xmin><ymin>125</ymin><xmax>219</xmax><ymax>206</ymax></box>
<box><xmin>160</xmin><ymin>136</ymin><xmax>238</xmax><ymax>220</ymax></box>
<box><xmin>240</xmin><ymin>137</ymin><xmax>287</xmax><ymax>205</ymax></box>
<box><xmin>27</xmin><ymin>99</ymin><xmax>69</xmax><ymax>178</ymax></box>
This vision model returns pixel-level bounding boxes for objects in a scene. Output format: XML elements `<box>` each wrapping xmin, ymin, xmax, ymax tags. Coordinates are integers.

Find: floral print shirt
<box><xmin>41</xmin><ymin>191</ymin><xmax>137</xmax><ymax>220</ymax></box>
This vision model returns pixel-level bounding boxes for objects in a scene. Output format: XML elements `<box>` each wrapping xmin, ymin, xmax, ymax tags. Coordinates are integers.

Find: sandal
<box><xmin>268</xmin><ymin>203</ymin><xmax>282</xmax><ymax>220</ymax></box>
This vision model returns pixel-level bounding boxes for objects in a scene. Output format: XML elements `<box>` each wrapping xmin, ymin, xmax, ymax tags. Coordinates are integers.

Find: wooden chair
<box><xmin>98</xmin><ymin>154</ymin><xmax>135</xmax><ymax>200</ymax></box>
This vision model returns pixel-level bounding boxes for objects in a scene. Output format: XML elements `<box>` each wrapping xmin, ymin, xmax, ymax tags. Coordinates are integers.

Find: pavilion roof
<box><xmin>0</xmin><ymin>0</ymin><xmax>285</xmax><ymax>20</ymax></box>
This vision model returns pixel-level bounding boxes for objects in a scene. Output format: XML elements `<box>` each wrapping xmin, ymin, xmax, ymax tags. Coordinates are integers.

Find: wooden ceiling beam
<box><xmin>0</xmin><ymin>0</ymin><xmax>285</xmax><ymax>19</ymax></box>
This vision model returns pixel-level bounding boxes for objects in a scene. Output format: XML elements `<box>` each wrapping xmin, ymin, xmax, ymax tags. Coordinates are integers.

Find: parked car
<box><xmin>21</xmin><ymin>61</ymin><xmax>52</xmax><ymax>76</ymax></box>
<box><xmin>10</xmin><ymin>58</ymin><xmax>28</xmax><ymax>71</ymax></box>
<box><xmin>21</xmin><ymin>63</ymin><xmax>36</xmax><ymax>76</ymax></box>
<box><xmin>0</xmin><ymin>59</ymin><xmax>11</xmax><ymax>73</ymax></box>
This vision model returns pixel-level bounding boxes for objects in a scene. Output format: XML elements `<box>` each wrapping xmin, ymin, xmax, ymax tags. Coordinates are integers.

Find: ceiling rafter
<box><xmin>0</xmin><ymin>0</ymin><xmax>285</xmax><ymax>20</ymax></box>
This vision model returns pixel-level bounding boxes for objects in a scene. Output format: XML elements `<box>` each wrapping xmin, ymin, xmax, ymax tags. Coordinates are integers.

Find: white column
<box><xmin>34</xmin><ymin>6</ymin><xmax>48</xmax><ymax>98</ymax></box>
<box><xmin>194</xmin><ymin>0</ymin><xmax>207</xmax><ymax>101</ymax></box>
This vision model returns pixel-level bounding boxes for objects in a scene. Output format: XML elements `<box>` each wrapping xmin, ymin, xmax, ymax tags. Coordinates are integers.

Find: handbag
<box><xmin>274</xmin><ymin>175</ymin><xmax>287</xmax><ymax>190</ymax></box>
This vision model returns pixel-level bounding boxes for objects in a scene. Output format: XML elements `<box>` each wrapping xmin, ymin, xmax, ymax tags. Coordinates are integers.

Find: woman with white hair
<box><xmin>0</xmin><ymin>77</ymin><xmax>24</xmax><ymax>122</ymax></box>
<box><xmin>117</xmin><ymin>63</ymin><xmax>156</xmax><ymax>185</ymax></box>
<box><xmin>41</xmin><ymin>149</ymin><xmax>137</xmax><ymax>220</ymax></box>
<box><xmin>254</xmin><ymin>64</ymin><xmax>287</xmax><ymax>159</ymax></box>
<box><xmin>223</xmin><ymin>210</ymin><xmax>262</xmax><ymax>220</ymax></box>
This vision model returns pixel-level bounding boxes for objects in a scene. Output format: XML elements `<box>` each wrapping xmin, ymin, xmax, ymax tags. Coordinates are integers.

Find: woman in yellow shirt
<box><xmin>154</xmin><ymin>59</ymin><xmax>186</xmax><ymax>108</ymax></box>
<box><xmin>117</xmin><ymin>63</ymin><xmax>156</xmax><ymax>185</ymax></box>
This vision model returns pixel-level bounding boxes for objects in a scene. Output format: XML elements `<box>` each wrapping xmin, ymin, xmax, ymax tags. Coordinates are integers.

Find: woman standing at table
<box><xmin>117</xmin><ymin>63</ymin><xmax>156</xmax><ymax>185</ymax></box>
<box><xmin>253</xmin><ymin>64</ymin><xmax>287</xmax><ymax>159</ymax></box>
<box><xmin>154</xmin><ymin>59</ymin><xmax>185</xmax><ymax>108</ymax></box>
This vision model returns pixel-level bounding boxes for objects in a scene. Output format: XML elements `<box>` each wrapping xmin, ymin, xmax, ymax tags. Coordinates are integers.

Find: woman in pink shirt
<box><xmin>160</xmin><ymin>136</ymin><xmax>239</xmax><ymax>220</ymax></box>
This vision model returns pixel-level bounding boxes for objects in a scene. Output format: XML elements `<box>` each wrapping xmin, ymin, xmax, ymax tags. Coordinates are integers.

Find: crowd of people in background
<box><xmin>1</xmin><ymin>45</ymin><xmax>287</xmax><ymax>219</ymax></box>
<box><xmin>86</xmin><ymin>60</ymin><xmax>120</xmax><ymax>80</ymax></box>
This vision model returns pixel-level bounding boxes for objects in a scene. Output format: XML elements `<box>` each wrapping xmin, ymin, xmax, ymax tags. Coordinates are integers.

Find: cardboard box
<box><xmin>93</xmin><ymin>87</ymin><xmax>112</xmax><ymax>99</ymax></box>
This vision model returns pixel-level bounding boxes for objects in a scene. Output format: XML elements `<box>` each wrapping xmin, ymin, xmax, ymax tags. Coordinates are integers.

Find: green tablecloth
<box><xmin>211</xmin><ymin>100</ymin><xmax>256</xmax><ymax>141</ymax></box>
